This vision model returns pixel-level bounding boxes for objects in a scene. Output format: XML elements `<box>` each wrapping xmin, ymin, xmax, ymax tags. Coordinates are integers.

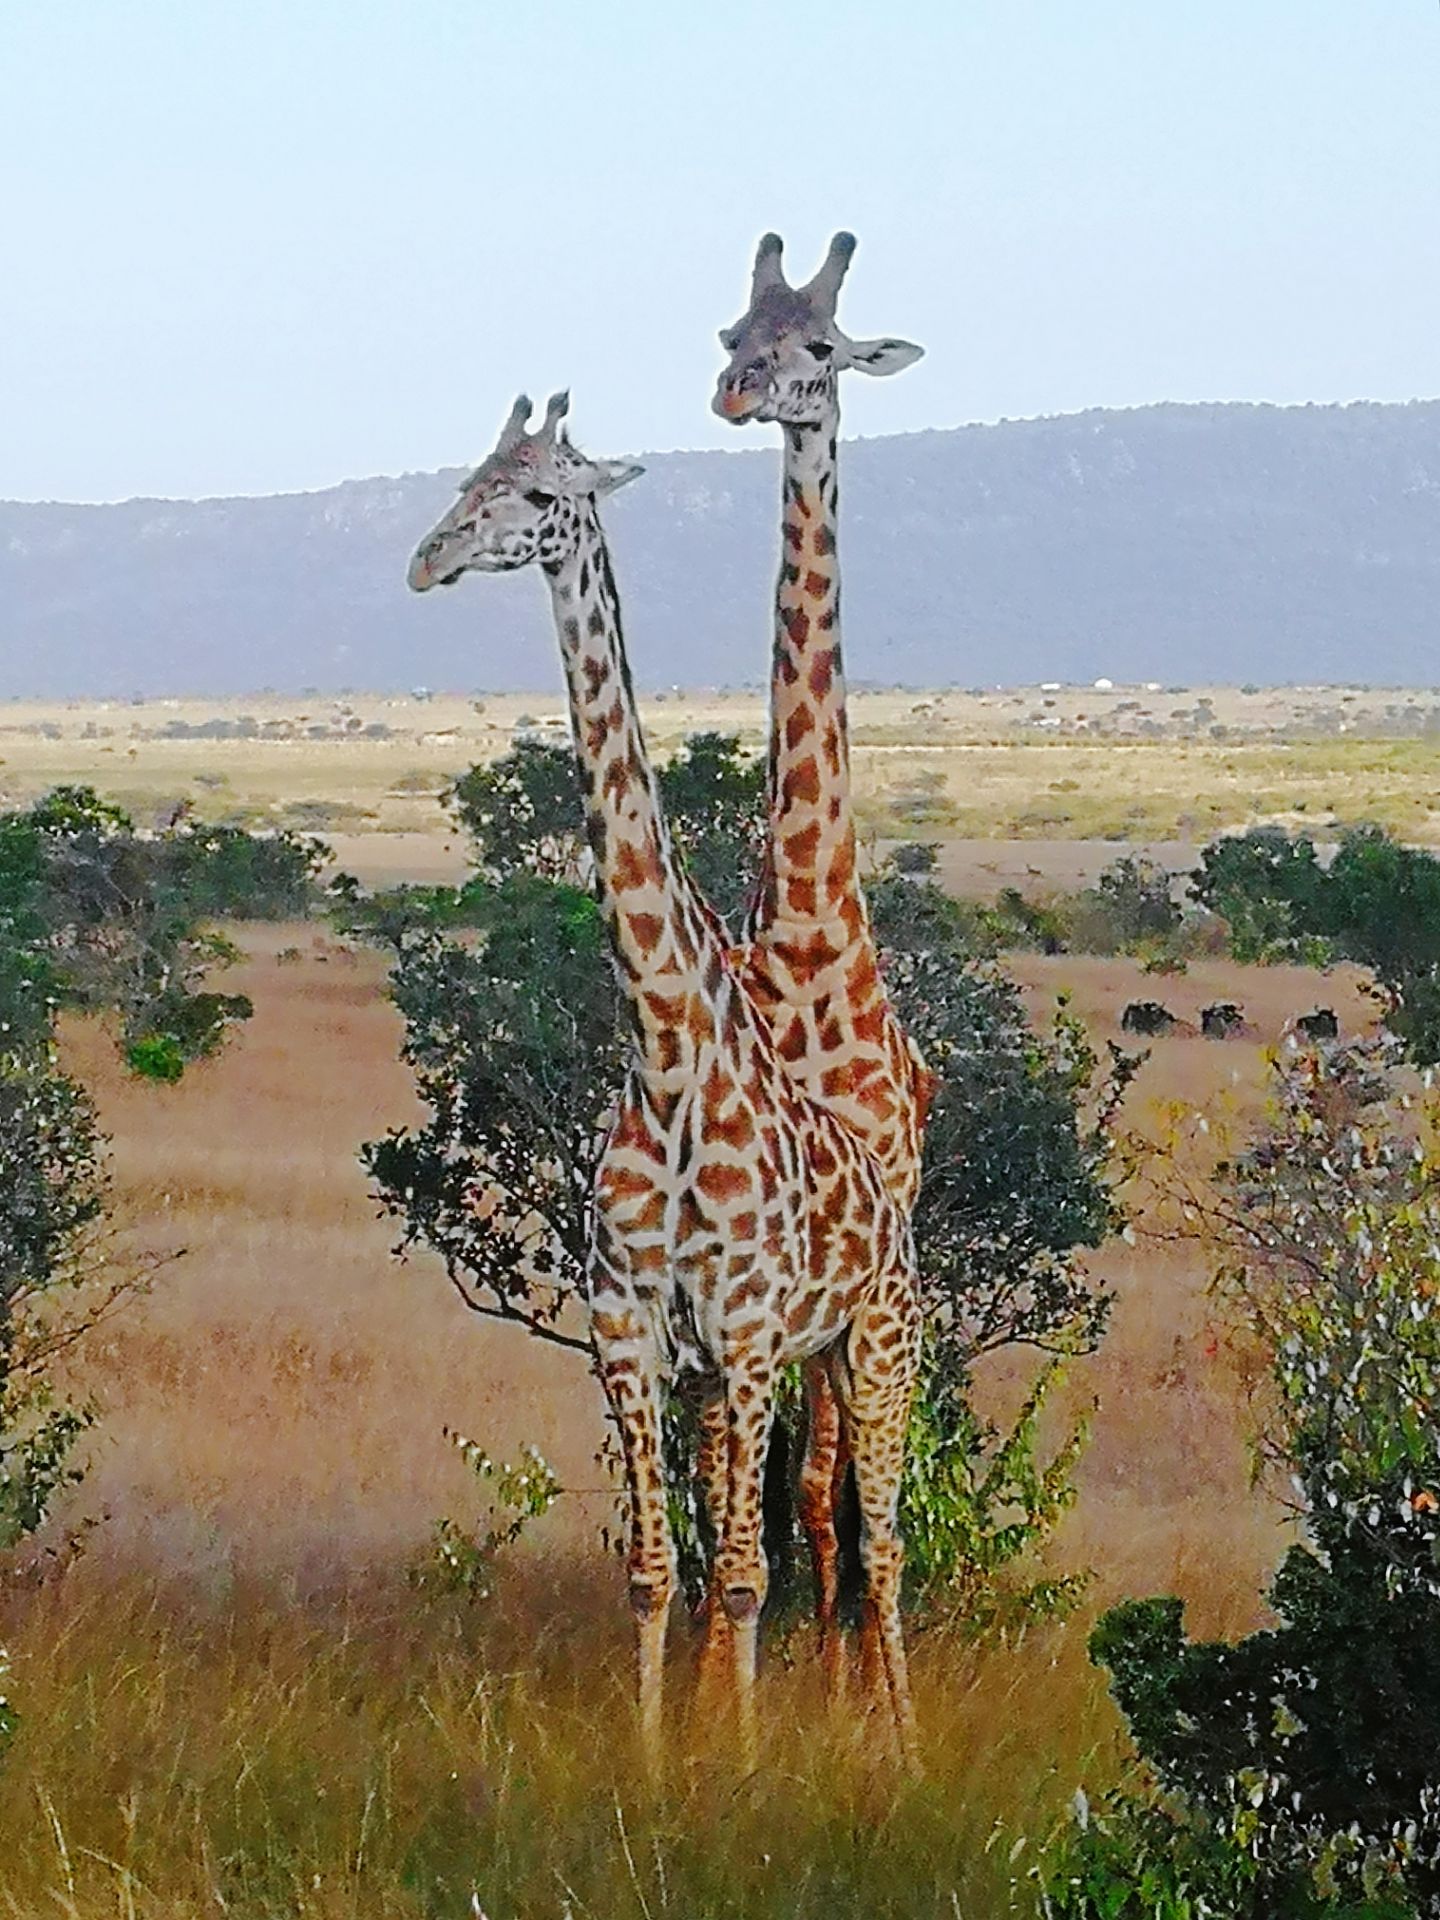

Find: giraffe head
<box><xmin>407</xmin><ymin>393</ymin><xmax>643</xmax><ymax>591</ymax></box>
<box><xmin>713</xmin><ymin>233</ymin><xmax>923</xmax><ymax>428</ymax></box>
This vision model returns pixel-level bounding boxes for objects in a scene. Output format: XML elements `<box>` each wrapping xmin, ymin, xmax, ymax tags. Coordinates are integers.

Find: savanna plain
<box><xmin>0</xmin><ymin>686</ymin><xmax>1424</xmax><ymax>1918</ymax></box>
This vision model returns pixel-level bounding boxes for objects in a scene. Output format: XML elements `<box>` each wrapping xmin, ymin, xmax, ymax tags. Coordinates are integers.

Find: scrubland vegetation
<box><xmin>3</xmin><ymin>711</ymin><xmax>1440</xmax><ymax>1915</ymax></box>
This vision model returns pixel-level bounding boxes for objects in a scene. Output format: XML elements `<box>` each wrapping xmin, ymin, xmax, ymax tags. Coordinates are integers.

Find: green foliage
<box><xmin>989</xmin><ymin>886</ymin><xmax>1069</xmax><ymax>955</ymax></box>
<box><xmin>0</xmin><ymin>1051</ymin><xmax>106</xmax><ymax>1299</ymax></box>
<box><xmin>890</xmin><ymin>840</ymin><xmax>939</xmax><ymax>875</ymax></box>
<box><xmin>1049</xmin><ymin>1046</ymin><xmax>1440</xmax><ymax>1916</ymax></box>
<box><xmin>1093</xmin><ymin>855</ymin><xmax>1182</xmax><ymax>946</ymax></box>
<box><xmin>1035</xmin><ymin>1787</ymin><xmax>1413</xmax><ymax>1919</ymax></box>
<box><xmin>901</xmin><ymin>1342</ymin><xmax>1091</xmax><ymax>1626</ymax></box>
<box><xmin>1322</xmin><ymin>827</ymin><xmax>1440</xmax><ymax>1062</ymax></box>
<box><xmin>1191</xmin><ymin>823</ymin><xmax>1440</xmax><ymax>1059</ymax></box>
<box><xmin>450</xmin><ymin>739</ymin><xmax>584</xmax><ymax>881</ymax></box>
<box><xmin>125</xmin><ymin>1034</ymin><xmax>187</xmax><ymax>1082</ymax></box>
<box><xmin>655</xmin><ymin>731</ymin><xmax>764</xmax><ymax>928</ymax></box>
<box><xmin>169</xmin><ymin>823</ymin><xmax>324</xmax><ymax>920</ymax></box>
<box><xmin>1191</xmin><ymin>824</ymin><xmax>1331</xmax><ymax>962</ymax></box>
<box><xmin>449</xmin><ymin>731</ymin><xmax>764</xmax><ymax>931</ymax></box>
<box><xmin>363</xmin><ymin>871</ymin><xmax>618</xmax><ymax>1346</ymax></box>
<box><xmin>0</xmin><ymin>1050</ymin><xmax>105</xmax><ymax>1651</ymax></box>
<box><xmin>0</xmin><ymin>786</ymin><xmax>296</xmax><ymax>1755</ymax></box>
<box><xmin>411</xmin><ymin>1432</ymin><xmax>561</xmax><ymax>1602</ymax></box>
<box><xmin>872</xmin><ymin>884</ymin><xmax>1125</xmax><ymax>1356</ymax></box>
<box><xmin>0</xmin><ymin>1394</ymin><xmax>91</xmax><ymax>1554</ymax></box>
<box><xmin>0</xmin><ymin>786</ymin><xmax>315</xmax><ymax>1075</ymax></box>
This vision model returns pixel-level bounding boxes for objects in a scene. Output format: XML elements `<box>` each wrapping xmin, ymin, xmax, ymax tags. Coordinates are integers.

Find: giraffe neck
<box><xmin>754</xmin><ymin>412</ymin><xmax>864</xmax><ymax>944</ymax></box>
<box><xmin>545</xmin><ymin>508</ymin><xmax>724</xmax><ymax>1066</ymax></box>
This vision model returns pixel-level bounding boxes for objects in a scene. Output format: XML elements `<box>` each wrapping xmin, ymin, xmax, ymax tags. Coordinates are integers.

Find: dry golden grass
<box><xmin>5</xmin><ymin>686</ymin><xmax>1440</xmax><ymax>856</ymax></box>
<box><xmin>0</xmin><ymin>918</ymin><xmax>1385</xmax><ymax>1915</ymax></box>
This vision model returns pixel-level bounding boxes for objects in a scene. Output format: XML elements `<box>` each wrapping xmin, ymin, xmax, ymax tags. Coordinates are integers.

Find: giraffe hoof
<box><xmin>720</xmin><ymin>1584</ymin><xmax>761</xmax><ymax>1625</ymax></box>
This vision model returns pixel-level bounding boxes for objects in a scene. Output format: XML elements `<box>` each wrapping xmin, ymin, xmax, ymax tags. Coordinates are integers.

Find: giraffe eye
<box><xmin>523</xmin><ymin>489</ymin><xmax>556</xmax><ymax>508</ymax></box>
<box><xmin>807</xmin><ymin>340</ymin><xmax>835</xmax><ymax>361</ymax></box>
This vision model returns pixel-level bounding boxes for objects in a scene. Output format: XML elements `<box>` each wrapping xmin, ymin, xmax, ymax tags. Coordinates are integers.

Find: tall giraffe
<box><xmin>713</xmin><ymin>233</ymin><xmax>933</xmax><ymax>1692</ymax></box>
<box><xmin>407</xmin><ymin>394</ymin><xmax>922</xmax><ymax>1770</ymax></box>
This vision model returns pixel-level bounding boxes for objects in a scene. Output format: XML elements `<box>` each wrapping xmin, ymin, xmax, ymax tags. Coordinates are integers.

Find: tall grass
<box><xmin>0</xmin><ymin>1566</ymin><xmax>1124</xmax><ymax>1920</ymax></box>
<box><xmin>0</xmin><ymin>928</ymin><xmax>1365</xmax><ymax>1916</ymax></box>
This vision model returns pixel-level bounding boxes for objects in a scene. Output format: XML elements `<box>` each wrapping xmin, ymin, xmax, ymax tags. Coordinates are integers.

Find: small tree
<box><xmin>450</xmin><ymin>740</ymin><xmax>586</xmax><ymax>882</ymax></box>
<box><xmin>1322</xmin><ymin>827</ymin><xmax>1440</xmax><ymax>1064</ymax></box>
<box><xmin>1092</xmin><ymin>855</ymin><xmax>1181</xmax><ymax>947</ymax></box>
<box><xmin>1190</xmin><ymin>825</ymin><xmax>1330</xmax><ymax>964</ymax></box>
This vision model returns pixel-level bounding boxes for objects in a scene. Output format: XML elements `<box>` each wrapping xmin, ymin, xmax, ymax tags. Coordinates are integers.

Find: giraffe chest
<box><xmin>591</xmin><ymin>1062</ymin><xmax>915</xmax><ymax>1373</ymax></box>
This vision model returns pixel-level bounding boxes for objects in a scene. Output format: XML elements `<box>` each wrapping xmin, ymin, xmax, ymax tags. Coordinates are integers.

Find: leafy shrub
<box><xmin>1064</xmin><ymin>856</ymin><xmax>1181</xmax><ymax>956</ymax></box>
<box><xmin>890</xmin><ymin>840</ymin><xmax>939</xmax><ymax>875</ymax></box>
<box><xmin>1045</xmin><ymin>1045</ymin><xmax>1440</xmax><ymax>1916</ymax></box>
<box><xmin>1192</xmin><ymin>823</ymin><xmax>1440</xmax><ymax>1061</ymax></box>
<box><xmin>451</xmin><ymin>732</ymin><xmax>764</xmax><ymax>930</ymax></box>
<box><xmin>0</xmin><ymin>788</ymin><xmax>280</xmax><ymax>1544</ymax></box>
<box><xmin>450</xmin><ymin>739</ymin><xmax>585</xmax><ymax>882</ymax></box>
<box><xmin>1321</xmin><ymin>827</ymin><xmax>1440</xmax><ymax>1062</ymax></box>
<box><xmin>411</xmin><ymin>1432</ymin><xmax>561</xmax><ymax>1602</ymax></box>
<box><xmin>172</xmin><ymin>823</ymin><xmax>325</xmax><ymax>920</ymax></box>
<box><xmin>901</xmin><ymin>1343</ymin><xmax>1091</xmax><ymax>1631</ymax></box>
<box><xmin>1190</xmin><ymin>824</ymin><xmax>1332</xmax><ymax>963</ymax></box>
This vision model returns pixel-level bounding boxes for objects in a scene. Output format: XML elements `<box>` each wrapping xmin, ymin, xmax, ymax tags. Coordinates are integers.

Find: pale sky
<box><xmin>3</xmin><ymin>1</ymin><xmax>1437</xmax><ymax>503</ymax></box>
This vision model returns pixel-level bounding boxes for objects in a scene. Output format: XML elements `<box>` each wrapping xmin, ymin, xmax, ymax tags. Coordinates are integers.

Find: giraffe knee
<box><xmin>628</xmin><ymin>1576</ymin><xmax>673</xmax><ymax>1622</ymax></box>
<box><xmin>721</xmin><ymin>1584</ymin><xmax>762</xmax><ymax>1626</ymax></box>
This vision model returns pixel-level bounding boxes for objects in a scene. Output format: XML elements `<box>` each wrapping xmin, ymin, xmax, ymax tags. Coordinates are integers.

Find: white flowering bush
<box><xmin>411</xmin><ymin>1431</ymin><xmax>562</xmax><ymax>1602</ymax></box>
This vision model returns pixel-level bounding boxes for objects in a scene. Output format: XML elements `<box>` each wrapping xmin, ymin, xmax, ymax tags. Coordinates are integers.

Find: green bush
<box><xmin>1044</xmin><ymin>1044</ymin><xmax>1440</xmax><ymax>1916</ymax></box>
<box><xmin>1191</xmin><ymin>824</ymin><xmax>1331</xmax><ymax>963</ymax></box>
<box><xmin>1191</xmin><ymin>823</ymin><xmax>1440</xmax><ymax>1060</ymax></box>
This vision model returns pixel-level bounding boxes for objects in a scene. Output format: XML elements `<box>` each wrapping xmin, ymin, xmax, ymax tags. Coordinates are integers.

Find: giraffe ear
<box><xmin>583</xmin><ymin>457</ymin><xmax>646</xmax><ymax>496</ymax></box>
<box><xmin>836</xmin><ymin>334</ymin><xmax>924</xmax><ymax>377</ymax></box>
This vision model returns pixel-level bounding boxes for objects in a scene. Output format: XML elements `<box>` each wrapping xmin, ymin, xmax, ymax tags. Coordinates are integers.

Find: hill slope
<box><xmin>3</xmin><ymin>400</ymin><xmax>1438</xmax><ymax>695</ymax></box>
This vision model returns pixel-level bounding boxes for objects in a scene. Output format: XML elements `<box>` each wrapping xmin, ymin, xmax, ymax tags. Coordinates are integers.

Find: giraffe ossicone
<box><xmin>714</xmin><ymin>231</ymin><xmax>922</xmax><ymax>425</ymax></box>
<box><xmin>407</xmin><ymin>392</ymin><xmax>921</xmax><ymax>1775</ymax></box>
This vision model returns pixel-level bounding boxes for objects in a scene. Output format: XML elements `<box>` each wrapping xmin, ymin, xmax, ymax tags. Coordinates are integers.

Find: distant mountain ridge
<box><xmin>3</xmin><ymin>400</ymin><xmax>1438</xmax><ymax>696</ymax></box>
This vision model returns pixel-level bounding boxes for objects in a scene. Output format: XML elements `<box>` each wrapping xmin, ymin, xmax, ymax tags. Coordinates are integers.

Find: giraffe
<box><xmin>712</xmin><ymin>233</ymin><xmax>933</xmax><ymax>1698</ymax></box>
<box><xmin>406</xmin><ymin>393</ymin><xmax>922</xmax><ymax>1771</ymax></box>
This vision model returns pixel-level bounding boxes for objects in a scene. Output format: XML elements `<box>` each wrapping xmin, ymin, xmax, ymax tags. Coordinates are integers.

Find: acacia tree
<box><xmin>366</xmin><ymin>738</ymin><xmax>1123</xmax><ymax>1617</ymax></box>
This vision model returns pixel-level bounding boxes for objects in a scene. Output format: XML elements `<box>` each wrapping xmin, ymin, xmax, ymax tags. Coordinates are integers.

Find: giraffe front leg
<box><xmin>838</xmin><ymin>1289</ymin><xmax>921</xmax><ymax>1774</ymax></box>
<box><xmin>591</xmin><ymin>1283</ymin><xmax>676</xmax><ymax>1778</ymax></box>
<box><xmin>799</xmin><ymin>1353</ymin><xmax>848</xmax><ymax>1711</ymax></box>
<box><xmin>691</xmin><ymin>1380</ymin><xmax>735</xmax><ymax>1730</ymax></box>
<box><xmin>712</xmin><ymin>1341</ymin><xmax>781</xmax><ymax>1773</ymax></box>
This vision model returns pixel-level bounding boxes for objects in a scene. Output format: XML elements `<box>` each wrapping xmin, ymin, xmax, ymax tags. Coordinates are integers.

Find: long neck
<box><xmin>754</xmin><ymin>412</ymin><xmax>865</xmax><ymax>945</ymax></box>
<box><xmin>545</xmin><ymin>508</ymin><xmax>725</xmax><ymax>1064</ymax></box>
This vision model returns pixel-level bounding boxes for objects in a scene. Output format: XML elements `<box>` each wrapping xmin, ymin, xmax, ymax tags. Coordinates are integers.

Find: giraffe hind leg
<box><xmin>711</xmin><ymin>1343</ymin><xmax>782</xmax><ymax>1773</ymax></box>
<box><xmin>837</xmin><ymin>1296</ymin><xmax>921</xmax><ymax>1773</ymax></box>
<box><xmin>799</xmin><ymin>1353</ymin><xmax>849</xmax><ymax>1711</ymax></box>
<box><xmin>592</xmin><ymin>1290</ymin><xmax>676</xmax><ymax>1777</ymax></box>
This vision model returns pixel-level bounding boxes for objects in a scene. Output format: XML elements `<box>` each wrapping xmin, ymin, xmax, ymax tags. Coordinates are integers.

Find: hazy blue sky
<box><xmin>3</xmin><ymin>1</ymin><xmax>1437</xmax><ymax>502</ymax></box>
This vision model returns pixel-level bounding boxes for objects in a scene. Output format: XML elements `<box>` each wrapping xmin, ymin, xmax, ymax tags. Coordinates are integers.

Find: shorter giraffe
<box><xmin>408</xmin><ymin>394</ymin><xmax>923</xmax><ymax>1771</ymax></box>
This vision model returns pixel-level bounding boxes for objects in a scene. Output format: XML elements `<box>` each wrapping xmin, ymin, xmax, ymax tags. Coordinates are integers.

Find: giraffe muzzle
<box><xmin>713</xmin><ymin>384</ymin><xmax>767</xmax><ymax>423</ymax></box>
